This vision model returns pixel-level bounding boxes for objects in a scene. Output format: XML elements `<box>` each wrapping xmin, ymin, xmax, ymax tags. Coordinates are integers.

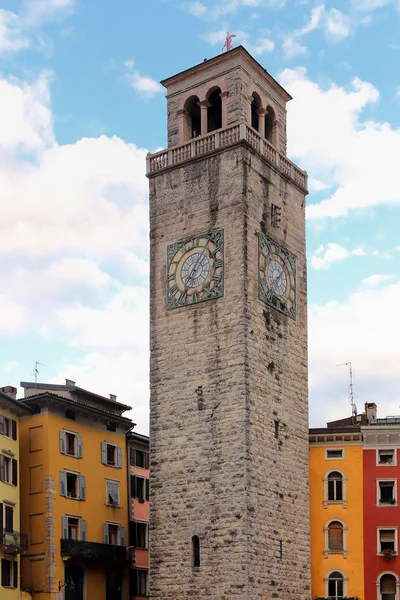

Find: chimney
<box><xmin>109</xmin><ymin>394</ymin><xmax>117</xmax><ymax>402</ymax></box>
<box><xmin>65</xmin><ymin>379</ymin><xmax>76</xmax><ymax>387</ymax></box>
<box><xmin>365</xmin><ymin>402</ymin><xmax>377</xmax><ymax>423</ymax></box>
<box><xmin>0</xmin><ymin>386</ymin><xmax>17</xmax><ymax>400</ymax></box>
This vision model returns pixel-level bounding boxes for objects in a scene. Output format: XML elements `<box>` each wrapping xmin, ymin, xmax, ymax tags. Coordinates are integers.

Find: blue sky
<box><xmin>1</xmin><ymin>0</ymin><xmax>400</xmax><ymax>432</ymax></box>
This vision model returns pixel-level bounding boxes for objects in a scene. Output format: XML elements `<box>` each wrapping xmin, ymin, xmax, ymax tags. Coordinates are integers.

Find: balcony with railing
<box><xmin>146</xmin><ymin>123</ymin><xmax>307</xmax><ymax>192</ymax></box>
<box><xmin>1</xmin><ymin>529</ymin><xmax>28</xmax><ymax>554</ymax></box>
<box><xmin>60</xmin><ymin>538</ymin><xmax>128</xmax><ymax>565</ymax></box>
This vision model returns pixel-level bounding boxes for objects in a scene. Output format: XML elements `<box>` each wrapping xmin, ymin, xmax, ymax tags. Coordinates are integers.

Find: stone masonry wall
<box><xmin>149</xmin><ymin>142</ymin><xmax>310</xmax><ymax>599</ymax></box>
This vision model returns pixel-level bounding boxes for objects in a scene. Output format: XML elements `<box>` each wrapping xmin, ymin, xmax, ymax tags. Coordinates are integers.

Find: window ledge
<box><xmin>377</xmin><ymin>503</ymin><xmax>397</xmax><ymax>507</ymax></box>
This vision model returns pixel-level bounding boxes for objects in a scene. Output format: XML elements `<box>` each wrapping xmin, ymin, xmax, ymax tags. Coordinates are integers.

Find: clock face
<box><xmin>167</xmin><ymin>230</ymin><xmax>224</xmax><ymax>309</ymax></box>
<box><xmin>258</xmin><ymin>232</ymin><xmax>296</xmax><ymax>319</ymax></box>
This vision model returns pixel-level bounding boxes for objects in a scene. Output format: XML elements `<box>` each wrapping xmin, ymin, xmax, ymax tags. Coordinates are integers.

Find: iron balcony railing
<box><xmin>1</xmin><ymin>529</ymin><xmax>28</xmax><ymax>553</ymax></box>
<box><xmin>60</xmin><ymin>539</ymin><xmax>128</xmax><ymax>565</ymax></box>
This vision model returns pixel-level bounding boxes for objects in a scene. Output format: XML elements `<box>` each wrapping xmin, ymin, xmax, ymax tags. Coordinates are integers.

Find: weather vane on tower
<box><xmin>222</xmin><ymin>32</ymin><xmax>236</xmax><ymax>52</ymax></box>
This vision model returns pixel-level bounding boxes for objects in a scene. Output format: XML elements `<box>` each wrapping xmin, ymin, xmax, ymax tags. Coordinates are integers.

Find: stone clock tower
<box><xmin>147</xmin><ymin>47</ymin><xmax>310</xmax><ymax>599</ymax></box>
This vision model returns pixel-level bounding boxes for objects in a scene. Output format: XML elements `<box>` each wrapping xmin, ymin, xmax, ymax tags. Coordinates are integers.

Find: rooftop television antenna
<box><xmin>32</xmin><ymin>361</ymin><xmax>46</xmax><ymax>388</ymax></box>
<box><xmin>337</xmin><ymin>361</ymin><xmax>357</xmax><ymax>420</ymax></box>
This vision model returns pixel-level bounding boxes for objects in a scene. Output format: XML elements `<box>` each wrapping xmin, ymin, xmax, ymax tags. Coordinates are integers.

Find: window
<box><xmin>1</xmin><ymin>559</ymin><xmax>17</xmax><ymax>588</ymax></box>
<box><xmin>0</xmin><ymin>416</ymin><xmax>17</xmax><ymax>440</ymax></box>
<box><xmin>133</xmin><ymin>449</ymin><xmax>149</xmax><ymax>469</ymax></box>
<box><xmin>378</xmin><ymin>450</ymin><xmax>395</xmax><ymax>465</ymax></box>
<box><xmin>207</xmin><ymin>88</ymin><xmax>222</xmax><ymax>133</ymax></box>
<box><xmin>59</xmin><ymin>430</ymin><xmax>83</xmax><ymax>458</ymax></box>
<box><xmin>4</xmin><ymin>504</ymin><xmax>13</xmax><ymax>533</ymax></box>
<box><xmin>103</xmin><ymin>522</ymin><xmax>125</xmax><ymax>546</ymax></box>
<box><xmin>61</xmin><ymin>516</ymin><xmax>86</xmax><ymax>541</ymax></box>
<box><xmin>0</xmin><ymin>455</ymin><xmax>17</xmax><ymax>486</ymax></box>
<box><xmin>64</xmin><ymin>409</ymin><xmax>76</xmax><ymax>421</ymax></box>
<box><xmin>106</xmin><ymin>480</ymin><xmax>120</xmax><ymax>507</ymax></box>
<box><xmin>250</xmin><ymin>93</ymin><xmax>261</xmax><ymax>132</ymax></box>
<box><xmin>192</xmin><ymin>535</ymin><xmax>200</xmax><ymax>567</ymax></box>
<box><xmin>106</xmin><ymin>422</ymin><xmax>117</xmax><ymax>432</ymax></box>
<box><xmin>59</xmin><ymin>471</ymin><xmax>86</xmax><ymax>500</ymax></box>
<box><xmin>132</xmin><ymin>569</ymin><xmax>148</xmax><ymax>596</ymax></box>
<box><xmin>265</xmin><ymin>105</ymin><xmax>276</xmax><ymax>144</ymax></box>
<box><xmin>379</xmin><ymin>573</ymin><xmax>397</xmax><ymax>600</ymax></box>
<box><xmin>328</xmin><ymin>571</ymin><xmax>344</xmax><ymax>599</ymax></box>
<box><xmin>326</xmin><ymin>449</ymin><xmax>344</xmax><ymax>460</ymax></box>
<box><xmin>328</xmin><ymin>521</ymin><xmax>344</xmax><ymax>552</ymax></box>
<box><xmin>101</xmin><ymin>442</ymin><xmax>122</xmax><ymax>468</ymax></box>
<box><xmin>378</xmin><ymin>529</ymin><xmax>397</xmax><ymax>555</ymax></box>
<box><xmin>271</xmin><ymin>204</ymin><xmax>281</xmax><ymax>228</ymax></box>
<box><xmin>131</xmin><ymin>522</ymin><xmax>148</xmax><ymax>549</ymax></box>
<box><xmin>378</xmin><ymin>480</ymin><xmax>397</xmax><ymax>505</ymax></box>
<box><xmin>328</xmin><ymin>471</ymin><xmax>343</xmax><ymax>501</ymax></box>
<box><xmin>184</xmin><ymin>96</ymin><xmax>201</xmax><ymax>140</ymax></box>
<box><xmin>131</xmin><ymin>476</ymin><xmax>149</xmax><ymax>501</ymax></box>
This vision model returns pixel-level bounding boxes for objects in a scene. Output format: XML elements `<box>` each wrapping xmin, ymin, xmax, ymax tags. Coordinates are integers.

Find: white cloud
<box><xmin>325</xmin><ymin>8</ymin><xmax>350</xmax><ymax>42</ymax></box>
<box><xmin>21</xmin><ymin>0</ymin><xmax>76</xmax><ymax>27</ymax></box>
<box><xmin>253</xmin><ymin>37</ymin><xmax>275</xmax><ymax>55</ymax></box>
<box><xmin>0</xmin><ymin>9</ymin><xmax>29</xmax><ymax>54</ymax></box>
<box><xmin>311</xmin><ymin>242</ymin><xmax>366</xmax><ymax>270</ymax></box>
<box><xmin>278</xmin><ymin>68</ymin><xmax>400</xmax><ymax>220</ymax></box>
<box><xmin>308</xmin><ymin>177</ymin><xmax>330</xmax><ymax>192</ymax></box>
<box><xmin>124</xmin><ymin>60</ymin><xmax>162</xmax><ymax>96</ymax></box>
<box><xmin>201</xmin><ymin>28</ymin><xmax>228</xmax><ymax>46</ymax></box>
<box><xmin>300</xmin><ymin>3</ymin><xmax>325</xmax><ymax>35</ymax></box>
<box><xmin>0</xmin><ymin>295</ymin><xmax>29</xmax><ymax>333</ymax></box>
<box><xmin>182</xmin><ymin>1</ymin><xmax>207</xmax><ymax>17</ymax></box>
<box><xmin>282</xmin><ymin>36</ymin><xmax>308</xmax><ymax>59</ymax></box>
<box><xmin>362</xmin><ymin>273</ymin><xmax>396</xmax><ymax>286</ymax></box>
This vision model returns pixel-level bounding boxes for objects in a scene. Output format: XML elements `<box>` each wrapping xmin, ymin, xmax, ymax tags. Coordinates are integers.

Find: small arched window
<box><xmin>184</xmin><ymin>96</ymin><xmax>201</xmax><ymax>140</ymax></box>
<box><xmin>265</xmin><ymin>105</ymin><xmax>276</xmax><ymax>143</ymax></box>
<box><xmin>328</xmin><ymin>471</ymin><xmax>343</xmax><ymax>501</ymax></box>
<box><xmin>328</xmin><ymin>521</ymin><xmax>344</xmax><ymax>552</ymax></box>
<box><xmin>251</xmin><ymin>93</ymin><xmax>261</xmax><ymax>131</ymax></box>
<box><xmin>207</xmin><ymin>88</ymin><xmax>222</xmax><ymax>133</ymax></box>
<box><xmin>380</xmin><ymin>573</ymin><xmax>397</xmax><ymax>600</ymax></box>
<box><xmin>328</xmin><ymin>571</ymin><xmax>344</xmax><ymax>599</ymax></box>
<box><xmin>192</xmin><ymin>535</ymin><xmax>200</xmax><ymax>567</ymax></box>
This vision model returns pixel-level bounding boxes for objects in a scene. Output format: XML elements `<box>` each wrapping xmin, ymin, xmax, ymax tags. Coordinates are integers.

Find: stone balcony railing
<box><xmin>60</xmin><ymin>538</ymin><xmax>128</xmax><ymax>565</ymax></box>
<box><xmin>146</xmin><ymin>123</ymin><xmax>307</xmax><ymax>192</ymax></box>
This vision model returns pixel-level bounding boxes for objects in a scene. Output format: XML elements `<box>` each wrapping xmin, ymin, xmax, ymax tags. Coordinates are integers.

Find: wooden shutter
<box><xmin>145</xmin><ymin>479</ymin><xmax>150</xmax><ymax>501</ymax></box>
<box><xmin>101</xmin><ymin>442</ymin><xmax>107</xmax><ymax>465</ymax></box>
<box><xmin>1</xmin><ymin>559</ymin><xmax>6</xmax><ymax>586</ymax></box>
<box><xmin>80</xmin><ymin>519</ymin><xmax>87</xmax><ymax>541</ymax></box>
<box><xmin>130</xmin><ymin>475</ymin><xmax>136</xmax><ymax>498</ymax></box>
<box><xmin>117</xmin><ymin>446</ymin><xmax>123</xmax><ymax>468</ymax></box>
<box><xmin>103</xmin><ymin>523</ymin><xmax>109</xmax><ymax>544</ymax></box>
<box><xmin>0</xmin><ymin>502</ymin><xmax>3</xmax><ymax>534</ymax></box>
<box><xmin>79</xmin><ymin>475</ymin><xmax>86</xmax><ymax>500</ymax></box>
<box><xmin>77</xmin><ymin>435</ymin><xmax>83</xmax><ymax>458</ymax></box>
<box><xmin>130</xmin><ymin>447</ymin><xmax>135</xmax><ymax>465</ymax></box>
<box><xmin>12</xmin><ymin>459</ymin><xmax>17</xmax><ymax>486</ymax></box>
<box><xmin>59</xmin><ymin>431</ymin><xmax>66</xmax><ymax>454</ymax></box>
<box><xmin>13</xmin><ymin>560</ymin><xmax>17</xmax><ymax>588</ymax></box>
<box><xmin>11</xmin><ymin>420</ymin><xmax>17</xmax><ymax>441</ymax></box>
<box><xmin>328</xmin><ymin>521</ymin><xmax>343</xmax><ymax>551</ymax></box>
<box><xmin>132</xmin><ymin>522</ymin><xmax>137</xmax><ymax>547</ymax></box>
<box><xmin>120</xmin><ymin>526</ymin><xmax>126</xmax><ymax>546</ymax></box>
<box><xmin>0</xmin><ymin>416</ymin><xmax>4</xmax><ymax>435</ymax></box>
<box><xmin>0</xmin><ymin>456</ymin><xmax>5</xmax><ymax>483</ymax></box>
<box><xmin>145</xmin><ymin>452</ymin><xmax>149</xmax><ymax>469</ymax></box>
<box><xmin>60</xmin><ymin>471</ymin><xmax>66</xmax><ymax>496</ymax></box>
<box><xmin>62</xmin><ymin>516</ymin><xmax>68</xmax><ymax>539</ymax></box>
<box><xmin>381</xmin><ymin>574</ymin><xmax>396</xmax><ymax>593</ymax></box>
<box><xmin>381</xmin><ymin>530</ymin><xmax>395</xmax><ymax>542</ymax></box>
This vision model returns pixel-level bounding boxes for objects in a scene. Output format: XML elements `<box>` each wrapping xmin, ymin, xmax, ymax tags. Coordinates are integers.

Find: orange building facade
<box><xmin>19</xmin><ymin>379</ymin><xmax>133</xmax><ymax>600</ymax></box>
<box><xmin>127</xmin><ymin>432</ymin><xmax>149</xmax><ymax>600</ymax></box>
<box><xmin>310</xmin><ymin>421</ymin><xmax>364</xmax><ymax>599</ymax></box>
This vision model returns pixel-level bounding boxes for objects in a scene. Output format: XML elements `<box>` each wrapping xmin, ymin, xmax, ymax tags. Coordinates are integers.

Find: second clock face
<box><xmin>258</xmin><ymin>232</ymin><xmax>296</xmax><ymax>319</ymax></box>
<box><xmin>167</xmin><ymin>230</ymin><xmax>224</xmax><ymax>309</ymax></box>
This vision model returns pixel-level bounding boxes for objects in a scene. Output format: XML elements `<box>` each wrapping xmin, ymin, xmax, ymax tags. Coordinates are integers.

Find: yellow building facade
<box><xmin>310</xmin><ymin>425</ymin><xmax>364</xmax><ymax>599</ymax></box>
<box><xmin>0</xmin><ymin>387</ymin><xmax>31</xmax><ymax>599</ymax></box>
<box><xmin>19</xmin><ymin>379</ymin><xmax>133</xmax><ymax>600</ymax></box>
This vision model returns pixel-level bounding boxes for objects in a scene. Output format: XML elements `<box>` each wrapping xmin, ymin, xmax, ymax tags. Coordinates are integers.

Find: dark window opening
<box><xmin>327</xmin><ymin>449</ymin><xmax>343</xmax><ymax>459</ymax></box>
<box><xmin>185</xmin><ymin>96</ymin><xmax>201</xmax><ymax>139</ymax></box>
<box><xmin>265</xmin><ymin>105</ymin><xmax>275</xmax><ymax>143</ymax></box>
<box><xmin>1</xmin><ymin>559</ymin><xmax>17</xmax><ymax>588</ymax></box>
<box><xmin>328</xmin><ymin>521</ymin><xmax>344</xmax><ymax>552</ymax></box>
<box><xmin>251</xmin><ymin>96</ymin><xmax>259</xmax><ymax>131</ymax></box>
<box><xmin>66</xmin><ymin>433</ymin><xmax>76</xmax><ymax>456</ymax></box>
<box><xmin>4</xmin><ymin>505</ymin><xmax>13</xmax><ymax>533</ymax></box>
<box><xmin>328</xmin><ymin>471</ymin><xmax>343</xmax><ymax>501</ymax></box>
<box><xmin>106</xmin><ymin>422</ymin><xmax>117</xmax><ymax>432</ymax></box>
<box><xmin>274</xmin><ymin>420</ymin><xmax>279</xmax><ymax>439</ymax></box>
<box><xmin>207</xmin><ymin>88</ymin><xmax>222</xmax><ymax>133</ymax></box>
<box><xmin>192</xmin><ymin>535</ymin><xmax>200</xmax><ymax>567</ymax></box>
<box><xmin>379</xmin><ymin>450</ymin><xmax>395</xmax><ymax>464</ymax></box>
<box><xmin>136</xmin><ymin>477</ymin><xmax>144</xmax><ymax>500</ymax></box>
<box><xmin>107</xmin><ymin>444</ymin><xmax>116</xmax><ymax>466</ymax></box>
<box><xmin>379</xmin><ymin>481</ymin><xmax>395</xmax><ymax>504</ymax></box>
<box><xmin>271</xmin><ymin>204</ymin><xmax>281</xmax><ymax>227</ymax></box>
<box><xmin>328</xmin><ymin>571</ymin><xmax>344</xmax><ymax>599</ymax></box>
<box><xmin>68</xmin><ymin>518</ymin><xmax>79</xmax><ymax>540</ymax></box>
<box><xmin>380</xmin><ymin>573</ymin><xmax>396</xmax><ymax>600</ymax></box>
<box><xmin>66</xmin><ymin>473</ymin><xmax>78</xmax><ymax>498</ymax></box>
<box><xmin>132</xmin><ymin>569</ymin><xmax>147</xmax><ymax>596</ymax></box>
<box><xmin>135</xmin><ymin>450</ymin><xmax>145</xmax><ymax>468</ymax></box>
<box><xmin>65</xmin><ymin>410</ymin><xmax>76</xmax><ymax>421</ymax></box>
<box><xmin>108</xmin><ymin>524</ymin><xmax>119</xmax><ymax>545</ymax></box>
<box><xmin>380</xmin><ymin>529</ymin><xmax>395</xmax><ymax>553</ymax></box>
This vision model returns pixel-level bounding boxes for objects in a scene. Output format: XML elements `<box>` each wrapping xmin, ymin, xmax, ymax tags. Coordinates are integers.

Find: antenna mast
<box><xmin>33</xmin><ymin>361</ymin><xmax>46</xmax><ymax>388</ymax></box>
<box><xmin>337</xmin><ymin>361</ymin><xmax>357</xmax><ymax>420</ymax></box>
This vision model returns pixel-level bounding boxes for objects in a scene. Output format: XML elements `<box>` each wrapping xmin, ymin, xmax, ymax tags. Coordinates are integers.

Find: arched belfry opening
<box><xmin>207</xmin><ymin>88</ymin><xmax>222</xmax><ymax>133</ymax></box>
<box><xmin>251</xmin><ymin>93</ymin><xmax>261</xmax><ymax>131</ymax></box>
<box><xmin>265</xmin><ymin>105</ymin><xmax>276</xmax><ymax>144</ymax></box>
<box><xmin>192</xmin><ymin>535</ymin><xmax>200</xmax><ymax>567</ymax></box>
<box><xmin>185</xmin><ymin>96</ymin><xmax>201</xmax><ymax>140</ymax></box>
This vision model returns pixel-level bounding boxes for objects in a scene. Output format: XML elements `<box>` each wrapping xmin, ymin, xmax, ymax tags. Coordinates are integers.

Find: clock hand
<box><xmin>185</xmin><ymin>240</ymin><xmax>210</xmax><ymax>289</ymax></box>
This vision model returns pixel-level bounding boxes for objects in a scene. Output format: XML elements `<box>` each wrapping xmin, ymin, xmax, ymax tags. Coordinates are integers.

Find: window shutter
<box><xmin>5</xmin><ymin>505</ymin><xmax>13</xmax><ymax>533</ymax></box>
<box><xmin>328</xmin><ymin>522</ymin><xmax>343</xmax><ymax>551</ymax></box>
<box><xmin>79</xmin><ymin>475</ymin><xmax>86</xmax><ymax>500</ymax></box>
<box><xmin>145</xmin><ymin>452</ymin><xmax>149</xmax><ymax>469</ymax></box>
<box><xmin>130</xmin><ymin>447</ymin><xmax>135</xmax><ymax>466</ymax></box>
<box><xmin>103</xmin><ymin>523</ymin><xmax>109</xmax><ymax>544</ymax></box>
<box><xmin>0</xmin><ymin>416</ymin><xmax>4</xmax><ymax>435</ymax></box>
<box><xmin>12</xmin><ymin>459</ymin><xmax>17</xmax><ymax>486</ymax></box>
<box><xmin>60</xmin><ymin>471</ymin><xmax>66</xmax><ymax>496</ymax></box>
<box><xmin>113</xmin><ymin>482</ymin><xmax>119</xmax><ymax>505</ymax></box>
<box><xmin>80</xmin><ymin>519</ymin><xmax>87</xmax><ymax>541</ymax></box>
<box><xmin>11</xmin><ymin>420</ymin><xmax>17</xmax><ymax>441</ymax></box>
<box><xmin>117</xmin><ymin>446</ymin><xmax>123</xmax><ymax>468</ymax></box>
<box><xmin>132</xmin><ymin>522</ymin><xmax>137</xmax><ymax>547</ymax></box>
<box><xmin>62</xmin><ymin>516</ymin><xmax>68</xmax><ymax>539</ymax></box>
<box><xmin>0</xmin><ymin>456</ymin><xmax>5</xmax><ymax>483</ymax></box>
<box><xmin>1</xmin><ymin>559</ymin><xmax>5</xmax><ymax>586</ymax></box>
<box><xmin>101</xmin><ymin>442</ymin><xmax>107</xmax><ymax>465</ymax></box>
<box><xmin>60</xmin><ymin>431</ymin><xmax>66</xmax><ymax>454</ymax></box>
<box><xmin>145</xmin><ymin>479</ymin><xmax>150</xmax><ymax>501</ymax></box>
<box><xmin>0</xmin><ymin>502</ymin><xmax>3</xmax><ymax>533</ymax></box>
<box><xmin>381</xmin><ymin>530</ymin><xmax>395</xmax><ymax>542</ymax></box>
<box><xmin>120</xmin><ymin>526</ymin><xmax>126</xmax><ymax>547</ymax></box>
<box><xmin>13</xmin><ymin>560</ymin><xmax>17</xmax><ymax>588</ymax></box>
<box><xmin>132</xmin><ymin>476</ymin><xmax>137</xmax><ymax>498</ymax></box>
<box><xmin>77</xmin><ymin>435</ymin><xmax>83</xmax><ymax>458</ymax></box>
<box><xmin>381</xmin><ymin>574</ymin><xmax>396</xmax><ymax>593</ymax></box>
